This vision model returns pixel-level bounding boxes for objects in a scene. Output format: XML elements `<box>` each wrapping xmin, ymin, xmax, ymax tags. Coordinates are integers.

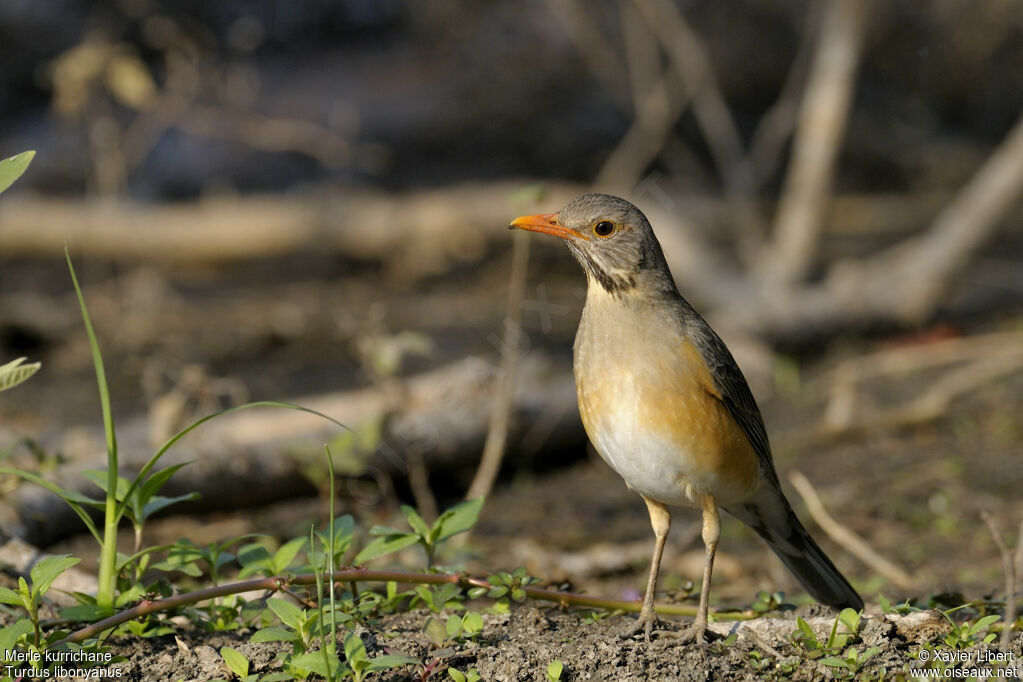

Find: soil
<box><xmin>91</xmin><ymin>608</ymin><xmax>1023</xmax><ymax>681</ymax></box>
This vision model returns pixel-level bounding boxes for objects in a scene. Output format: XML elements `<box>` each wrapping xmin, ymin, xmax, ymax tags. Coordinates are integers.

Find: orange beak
<box><xmin>509</xmin><ymin>213</ymin><xmax>590</xmax><ymax>242</ymax></box>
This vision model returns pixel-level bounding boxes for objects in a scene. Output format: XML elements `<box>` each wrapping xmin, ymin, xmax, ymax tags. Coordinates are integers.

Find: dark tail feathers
<box><xmin>724</xmin><ymin>491</ymin><xmax>863</xmax><ymax>612</ymax></box>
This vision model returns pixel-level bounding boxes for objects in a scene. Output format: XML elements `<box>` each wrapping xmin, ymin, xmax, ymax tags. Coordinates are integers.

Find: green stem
<box><xmin>55</xmin><ymin>569</ymin><xmax>756</xmax><ymax>646</ymax></box>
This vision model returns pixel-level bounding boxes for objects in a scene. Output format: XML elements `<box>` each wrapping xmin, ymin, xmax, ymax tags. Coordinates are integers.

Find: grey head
<box><xmin>510</xmin><ymin>193</ymin><xmax>677</xmax><ymax>297</ymax></box>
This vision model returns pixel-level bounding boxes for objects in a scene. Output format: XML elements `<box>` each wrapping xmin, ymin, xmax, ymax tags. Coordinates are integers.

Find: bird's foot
<box><xmin>619</xmin><ymin>610</ymin><xmax>663</xmax><ymax>642</ymax></box>
<box><xmin>671</xmin><ymin>619</ymin><xmax>718</xmax><ymax>647</ymax></box>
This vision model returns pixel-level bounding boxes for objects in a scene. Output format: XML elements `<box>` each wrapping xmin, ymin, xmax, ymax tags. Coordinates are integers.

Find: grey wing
<box><xmin>686</xmin><ymin>316</ymin><xmax>781</xmax><ymax>486</ymax></box>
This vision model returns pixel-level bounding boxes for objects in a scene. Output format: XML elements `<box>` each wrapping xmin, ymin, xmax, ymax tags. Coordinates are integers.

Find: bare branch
<box><xmin>856</xmin><ymin>109</ymin><xmax>1023</xmax><ymax>321</ymax></box>
<box><xmin>631</xmin><ymin>0</ymin><xmax>763</xmax><ymax>261</ymax></box>
<box><xmin>789</xmin><ymin>470</ymin><xmax>916</xmax><ymax>591</ymax></box>
<box><xmin>980</xmin><ymin>510</ymin><xmax>1016</xmax><ymax>653</ymax></box>
<box><xmin>466</xmin><ymin>230</ymin><xmax>531</xmax><ymax>501</ymax></box>
<box><xmin>766</xmin><ymin>0</ymin><xmax>867</xmax><ymax>285</ymax></box>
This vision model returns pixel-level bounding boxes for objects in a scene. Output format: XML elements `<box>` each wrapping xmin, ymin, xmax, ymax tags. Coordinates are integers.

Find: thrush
<box><xmin>510</xmin><ymin>193</ymin><xmax>862</xmax><ymax>643</ymax></box>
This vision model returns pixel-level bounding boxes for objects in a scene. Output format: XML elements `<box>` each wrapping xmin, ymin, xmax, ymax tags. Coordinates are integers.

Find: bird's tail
<box><xmin>724</xmin><ymin>486</ymin><xmax>863</xmax><ymax>611</ymax></box>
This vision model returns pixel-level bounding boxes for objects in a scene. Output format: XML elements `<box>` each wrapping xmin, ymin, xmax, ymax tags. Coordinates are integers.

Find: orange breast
<box><xmin>576</xmin><ymin>335</ymin><xmax>760</xmax><ymax>506</ymax></box>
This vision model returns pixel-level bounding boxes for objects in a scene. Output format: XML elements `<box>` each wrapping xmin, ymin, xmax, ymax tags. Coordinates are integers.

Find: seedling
<box><xmin>355</xmin><ymin>499</ymin><xmax>483</xmax><ymax>569</ymax></box>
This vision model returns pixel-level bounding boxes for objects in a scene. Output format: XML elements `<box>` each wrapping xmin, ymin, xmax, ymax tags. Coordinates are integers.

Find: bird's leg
<box><xmin>678</xmin><ymin>494</ymin><xmax>720</xmax><ymax>644</ymax></box>
<box><xmin>631</xmin><ymin>495</ymin><xmax>671</xmax><ymax>641</ymax></box>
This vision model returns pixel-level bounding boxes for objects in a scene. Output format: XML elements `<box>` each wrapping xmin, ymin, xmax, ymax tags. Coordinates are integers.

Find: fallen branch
<box><xmin>788</xmin><ymin>470</ymin><xmax>916</xmax><ymax>591</ymax></box>
<box><xmin>766</xmin><ymin>0</ymin><xmax>867</xmax><ymax>284</ymax></box>
<box><xmin>980</xmin><ymin>510</ymin><xmax>1017</xmax><ymax>653</ymax></box>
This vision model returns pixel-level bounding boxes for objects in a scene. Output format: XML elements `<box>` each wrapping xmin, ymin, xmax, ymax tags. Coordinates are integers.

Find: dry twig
<box><xmin>766</xmin><ymin>0</ymin><xmax>867</xmax><ymax>284</ymax></box>
<box><xmin>980</xmin><ymin>510</ymin><xmax>1017</xmax><ymax>653</ymax></box>
<box><xmin>788</xmin><ymin>470</ymin><xmax>916</xmax><ymax>591</ymax></box>
<box><xmin>466</xmin><ymin>229</ymin><xmax>531</xmax><ymax>501</ymax></box>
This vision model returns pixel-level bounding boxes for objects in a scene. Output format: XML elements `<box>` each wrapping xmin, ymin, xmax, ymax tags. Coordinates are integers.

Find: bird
<box><xmin>509</xmin><ymin>193</ymin><xmax>862</xmax><ymax>643</ymax></box>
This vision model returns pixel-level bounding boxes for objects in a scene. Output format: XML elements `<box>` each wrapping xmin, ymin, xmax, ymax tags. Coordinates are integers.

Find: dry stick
<box><xmin>743</xmin><ymin>624</ymin><xmax>784</xmax><ymax>659</ymax></box>
<box><xmin>866</xmin><ymin>109</ymin><xmax>1023</xmax><ymax>322</ymax></box>
<box><xmin>56</xmin><ymin>569</ymin><xmax>757</xmax><ymax>646</ymax></box>
<box><xmin>466</xmin><ymin>229</ymin><xmax>530</xmax><ymax>501</ymax></box>
<box><xmin>594</xmin><ymin>5</ymin><xmax>693</xmax><ymax>189</ymax></box>
<box><xmin>788</xmin><ymin>470</ymin><xmax>916</xmax><ymax>592</ymax></box>
<box><xmin>543</xmin><ymin>0</ymin><xmax>629</xmax><ymax>106</ymax></box>
<box><xmin>631</xmin><ymin>0</ymin><xmax>763</xmax><ymax>263</ymax></box>
<box><xmin>747</xmin><ymin>0</ymin><xmax>823</xmax><ymax>191</ymax></box>
<box><xmin>980</xmin><ymin>510</ymin><xmax>1016</xmax><ymax>653</ymax></box>
<box><xmin>595</xmin><ymin>72</ymin><xmax>692</xmax><ymax>191</ymax></box>
<box><xmin>766</xmin><ymin>0</ymin><xmax>866</xmax><ymax>285</ymax></box>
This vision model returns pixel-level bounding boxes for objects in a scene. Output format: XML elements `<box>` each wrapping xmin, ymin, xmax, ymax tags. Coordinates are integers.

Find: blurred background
<box><xmin>1</xmin><ymin>0</ymin><xmax>1022</xmax><ymax>610</ymax></box>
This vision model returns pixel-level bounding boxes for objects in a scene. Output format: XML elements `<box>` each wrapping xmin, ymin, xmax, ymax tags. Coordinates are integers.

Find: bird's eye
<box><xmin>593</xmin><ymin>220</ymin><xmax>615</xmax><ymax>237</ymax></box>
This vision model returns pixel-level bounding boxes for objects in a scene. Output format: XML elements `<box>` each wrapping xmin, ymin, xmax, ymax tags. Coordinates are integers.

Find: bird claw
<box><xmin>671</xmin><ymin>620</ymin><xmax>720</xmax><ymax>647</ymax></box>
<box><xmin>620</xmin><ymin>611</ymin><xmax>662</xmax><ymax>642</ymax></box>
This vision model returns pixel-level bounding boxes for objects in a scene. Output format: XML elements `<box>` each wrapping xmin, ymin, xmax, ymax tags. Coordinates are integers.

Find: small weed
<box><xmin>0</xmin><ymin>555</ymin><xmax>80</xmax><ymax>650</ymax></box>
<box><xmin>467</xmin><ymin>567</ymin><xmax>538</xmax><ymax>613</ymax></box>
<box><xmin>447</xmin><ymin>668</ymin><xmax>481</xmax><ymax>682</ymax></box>
<box><xmin>546</xmin><ymin>659</ymin><xmax>564</xmax><ymax>681</ymax></box>
<box><xmin>819</xmin><ymin>645</ymin><xmax>882</xmax><ymax>676</ymax></box>
<box><xmin>751</xmin><ymin>590</ymin><xmax>787</xmax><ymax>613</ymax></box>
<box><xmin>789</xmin><ymin>608</ymin><xmax>862</xmax><ymax>659</ymax></box>
<box><xmin>355</xmin><ymin>499</ymin><xmax>483</xmax><ymax>569</ymax></box>
<box><xmin>940</xmin><ymin>610</ymin><xmax>1000</xmax><ymax>648</ymax></box>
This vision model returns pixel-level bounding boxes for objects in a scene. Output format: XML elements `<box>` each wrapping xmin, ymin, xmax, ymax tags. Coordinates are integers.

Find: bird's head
<box><xmin>510</xmin><ymin>193</ymin><xmax>676</xmax><ymax>297</ymax></box>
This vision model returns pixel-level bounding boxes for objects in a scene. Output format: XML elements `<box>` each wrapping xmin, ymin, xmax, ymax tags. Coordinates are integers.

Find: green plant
<box><xmin>354</xmin><ymin>499</ymin><xmax>483</xmax><ymax>569</ymax></box>
<box><xmin>0</xmin><ymin>555</ymin><xmax>79</xmax><ymax>650</ymax></box>
<box><xmin>940</xmin><ymin>611</ymin><xmax>999</xmax><ymax>648</ymax></box>
<box><xmin>423</xmin><ymin>611</ymin><xmax>484</xmax><ymax>648</ymax></box>
<box><xmin>751</xmin><ymin>590</ymin><xmax>787</xmax><ymax>613</ymax></box>
<box><xmin>342</xmin><ymin>630</ymin><xmax>418</xmax><ymax>682</ymax></box>
<box><xmin>0</xmin><ymin>357</ymin><xmax>41</xmax><ymax>393</ymax></box>
<box><xmin>466</xmin><ymin>567</ymin><xmax>538</xmax><ymax>613</ymax></box>
<box><xmin>220</xmin><ymin>646</ymin><xmax>258</xmax><ymax>682</ymax></box>
<box><xmin>877</xmin><ymin>594</ymin><xmax>920</xmax><ymax>615</ymax></box>
<box><xmin>447</xmin><ymin>668</ymin><xmax>481</xmax><ymax>682</ymax></box>
<box><xmin>0</xmin><ymin>250</ymin><xmax>349</xmax><ymax>619</ymax></box>
<box><xmin>819</xmin><ymin>645</ymin><xmax>882</xmax><ymax>675</ymax></box>
<box><xmin>546</xmin><ymin>659</ymin><xmax>564</xmax><ymax>681</ymax></box>
<box><xmin>789</xmin><ymin>608</ymin><xmax>862</xmax><ymax>659</ymax></box>
<box><xmin>0</xmin><ymin>150</ymin><xmax>33</xmax><ymax>194</ymax></box>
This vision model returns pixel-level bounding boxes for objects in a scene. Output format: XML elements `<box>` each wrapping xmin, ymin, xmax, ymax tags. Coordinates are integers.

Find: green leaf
<box><xmin>353</xmin><ymin>534</ymin><xmax>420</xmax><ymax>564</ymax></box>
<box><xmin>401</xmin><ymin>505</ymin><xmax>431</xmax><ymax>539</ymax></box>
<box><xmin>445</xmin><ymin>615</ymin><xmax>463</xmax><ymax>637</ymax></box>
<box><xmin>289</xmin><ymin>650</ymin><xmax>346</xmax><ymax>679</ymax></box>
<box><xmin>448</xmin><ymin>669</ymin><xmax>466</xmax><ymax>682</ymax></box>
<box><xmin>0</xmin><ymin>618</ymin><xmax>34</xmax><ymax>657</ymax></box>
<box><xmin>0</xmin><ymin>150</ymin><xmax>34</xmax><ymax>195</ymax></box>
<box><xmin>0</xmin><ymin>357</ymin><xmax>41</xmax><ymax>393</ymax></box>
<box><xmin>250</xmin><ymin>626</ymin><xmax>300</xmax><ymax>644</ymax></box>
<box><xmin>424</xmin><ymin>617</ymin><xmax>447</xmax><ymax>647</ymax></box>
<box><xmin>970</xmin><ymin>614</ymin><xmax>1000</xmax><ymax>634</ymax></box>
<box><xmin>462</xmin><ymin>611</ymin><xmax>484</xmax><ymax>635</ymax></box>
<box><xmin>0</xmin><ymin>586</ymin><xmax>25</xmax><ymax>606</ymax></box>
<box><xmin>818</xmin><ymin>657</ymin><xmax>849</xmax><ymax>668</ymax></box>
<box><xmin>220</xmin><ymin>647</ymin><xmax>249</xmax><ymax>678</ymax></box>
<box><xmin>837</xmin><ymin>607</ymin><xmax>860</xmax><ymax>634</ymax></box>
<box><xmin>30</xmin><ymin>555</ymin><xmax>80</xmax><ymax>598</ymax></box>
<box><xmin>433</xmin><ymin>498</ymin><xmax>483</xmax><ymax>543</ymax></box>
<box><xmin>141</xmin><ymin>492</ymin><xmax>201</xmax><ymax>520</ymax></box>
<box><xmin>343</xmin><ymin>630</ymin><xmax>367</xmax><ymax>667</ymax></box>
<box><xmin>272</xmin><ymin>537</ymin><xmax>307</xmax><ymax>573</ymax></box>
<box><xmin>266</xmin><ymin>598</ymin><xmax>305</xmax><ymax>631</ymax></box>
<box><xmin>546</xmin><ymin>660</ymin><xmax>563</xmax><ymax>681</ymax></box>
